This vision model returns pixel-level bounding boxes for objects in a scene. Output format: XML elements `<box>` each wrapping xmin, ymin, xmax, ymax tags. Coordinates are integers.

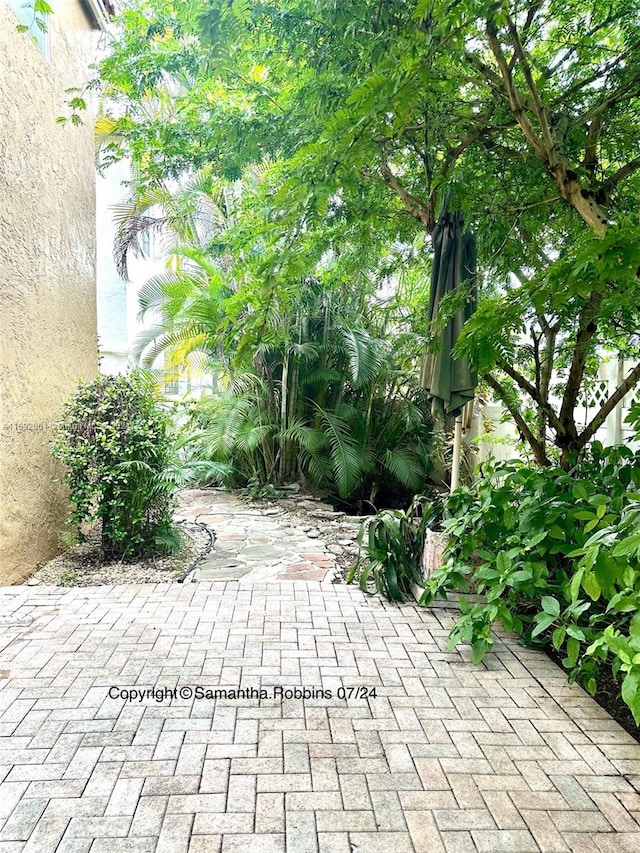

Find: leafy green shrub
<box><xmin>348</xmin><ymin>496</ymin><xmax>439</xmax><ymax>601</ymax></box>
<box><xmin>422</xmin><ymin>443</ymin><xmax>640</xmax><ymax>722</ymax></box>
<box><xmin>52</xmin><ymin>372</ymin><xmax>180</xmax><ymax>559</ymax></box>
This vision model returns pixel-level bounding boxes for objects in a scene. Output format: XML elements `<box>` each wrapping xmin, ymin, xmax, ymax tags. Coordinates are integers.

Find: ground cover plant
<box><xmin>422</xmin><ymin>426</ymin><xmax>640</xmax><ymax>724</ymax></box>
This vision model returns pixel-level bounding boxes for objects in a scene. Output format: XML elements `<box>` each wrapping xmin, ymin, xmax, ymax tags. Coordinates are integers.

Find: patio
<box><xmin>1</xmin><ymin>580</ymin><xmax>640</xmax><ymax>852</ymax></box>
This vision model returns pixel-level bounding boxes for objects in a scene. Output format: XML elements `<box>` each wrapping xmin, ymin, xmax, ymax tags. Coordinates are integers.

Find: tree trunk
<box><xmin>551</xmin><ymin>158</ymin><xmax>608</xmax><ymax>235</ymax></box>
<box><xmin>279</xmin><ymin>352</ymin><xmax>299</xmax><ymax>483</ymax></box>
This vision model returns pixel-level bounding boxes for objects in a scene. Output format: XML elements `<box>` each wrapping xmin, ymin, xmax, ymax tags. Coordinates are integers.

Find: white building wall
<box><xmin>96</xmin><ymin>162</ymin><xmax>215</xmax><ymax>398</ymax></box>
<box><xmin>96</xmin><ymin>160</ymin><xmax>129</xmax><ymax>373</ymax></box>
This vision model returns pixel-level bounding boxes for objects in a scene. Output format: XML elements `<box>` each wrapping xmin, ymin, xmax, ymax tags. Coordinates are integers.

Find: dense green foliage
<box><xmin>109</xmin><ymin>167</ymin><xmax>433</xmax><ymax>504</ymax></box>
<box><xmin>52</xmin><ymin>373</ymin><xmax>180</xmax><ymax>559</ymax></box>
<box><xmin>182</xmin><ymin>312</ymin><xmax>433</xmax><ymax>505</ymax></box>
<box><xmin>422</xmin><ymin>430</ymin><xmax>640</xmax><ymax>723</ymax></box>
<box><xmin>91</xmin><ymin>0</ymin><xmax>640</xmax><ymax>469</ymax></box>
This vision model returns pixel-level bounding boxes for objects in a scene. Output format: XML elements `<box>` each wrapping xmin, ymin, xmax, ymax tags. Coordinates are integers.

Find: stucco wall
<box><xmin>0</xmin><ymin>1</ymin><xmax>98</xmax><ymax>583</ymax></box>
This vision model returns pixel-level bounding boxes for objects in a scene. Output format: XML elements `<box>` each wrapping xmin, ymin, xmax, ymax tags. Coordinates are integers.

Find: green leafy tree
<box><xmin>92</xmin><ymin>0</ymin><xmax>640</xmax><ymax>469</ymax></box>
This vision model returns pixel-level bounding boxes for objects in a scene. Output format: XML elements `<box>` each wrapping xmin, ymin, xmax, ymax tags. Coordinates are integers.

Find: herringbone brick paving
<box><xmin>0</xmin><ymin>581</ymin><xmax>639</xmax><ymax>852</ymax></box>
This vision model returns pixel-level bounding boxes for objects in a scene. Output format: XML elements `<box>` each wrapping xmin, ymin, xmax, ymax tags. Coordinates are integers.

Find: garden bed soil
<box><xmin>27</xmin><ymin>521</ymin><xmax>210</xmax><ymax>587</ymax></box>
<box><xmin>594</xmin><ymin>664</ymin><xmax>640</xmax><ymax>742</ymax></box>
<box><xmin>544</xmin><ymin>645</ymin><xmax>640</xmax><ymax>743</ymax></box>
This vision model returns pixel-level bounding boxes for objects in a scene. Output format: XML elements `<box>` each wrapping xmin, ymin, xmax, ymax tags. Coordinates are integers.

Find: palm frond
<box><xmin>137</xmin><ymin>271</ymin><xmax>206</xmax><ymax>321</ymax></box>
<box><xmin>95</xmin><ymin>115</ymin><xmax>122</xmax><ymax>161</ymax></box>
<box><xmin>170</xmin><ymin>244</ymin><xmax>221</xmax><ymax>278</ymax></box>
<box><xmin>316</xmin><ymin>405</ymin><xmax>367</xmax><ymax>498</ymax></box>
<box><xmin>382</xmin><ymin>449</ymin><xmax>421</xmax><ymax>489</ymax></box>
<box><xmin>229</xmin><ymin>372</ymin><xmax>268</xmax><ymax>397</ymax></box>
<box><xmin>300</xmin><ymin>447</ymin><xmax>334</xmax><ymax>487</ymax></box>
<box><xmin>114</xmin><ymin>219</ymin><xmax>168</xmax><ymax>280</ymax></box>
<box><xmin>235</xmin><ymin>421</ymin><xmax>276</xmax><ymax>452</ymax></box>
<box><xmin>286</xmin><ymin>341</ymin><xmax>320</xmax><ymax>361</ymax></box>
<box><xmin>285</xmin><ymin>421</ymin><xmax>327</xmax><ymax>453</ymax></box>
<box><xmin>299</xmin><ymin>366</ymin><xmax>342</xmax><ymax>387</ymax></box>
<box><xmin>134</xmin><ymin>323</ymin><xmax>212</xmax><ymax>367</ymax></box>
<box><xmin>336</xmin><ymin>326</ymin><xmax>387</xmax><ymax>389</ymax></box>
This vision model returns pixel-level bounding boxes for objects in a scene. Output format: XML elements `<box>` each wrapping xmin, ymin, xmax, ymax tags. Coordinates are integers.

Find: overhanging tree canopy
<box><xmin>94</xmin><ymin>0</ymin><xmax>640</xmax><ymax>467</ymax></box>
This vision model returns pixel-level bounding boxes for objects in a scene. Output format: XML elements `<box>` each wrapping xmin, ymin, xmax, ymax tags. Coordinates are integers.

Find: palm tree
<box><xmin>110</xmin><ymin>168</ymin><xmax>433</xmax><ymax>502</ymax></box>
<box><xmin>133</xmin><ymin>245</ymin><xmax>232</xmax><ymax>375</ymax></box>
<box><xmin>108</xmin><ymin>167</ymin><xmax>241</xmax><ymax>390</ymax></box>
<box><xmin>110</xmin><ymin>169</ymin><xmax>237</xmax><ymax>280</ymax></box>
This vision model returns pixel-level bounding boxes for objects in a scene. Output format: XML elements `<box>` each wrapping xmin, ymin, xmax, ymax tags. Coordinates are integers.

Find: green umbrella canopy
<box><xmin>421</xmin><ymin>209</ymin><xmax>477</xmax><ymax>418</ymax></box>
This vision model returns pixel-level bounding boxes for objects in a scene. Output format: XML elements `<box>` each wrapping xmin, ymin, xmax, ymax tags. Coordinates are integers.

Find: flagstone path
<box><xmin>176</xmin><ymin>489</ymin><xmax>361</xmax><ymax>583</ymax></box>
<box><xmin>1</xmin><ymin>495</ymin><xmax>640</xmax><ymax>851</ymax></box>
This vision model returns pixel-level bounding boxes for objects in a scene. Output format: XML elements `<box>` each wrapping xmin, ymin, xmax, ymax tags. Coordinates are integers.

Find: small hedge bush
<box><xmin>52</xmin><ymin>371</ymin><xmax>179</xmax><ymax>559</ymax></box>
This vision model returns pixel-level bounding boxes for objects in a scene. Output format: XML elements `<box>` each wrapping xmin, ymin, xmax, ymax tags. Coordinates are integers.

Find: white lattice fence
<box><xmin>476</xmin><ymin>359</ymin><xmax>639</xmax><ymax>461</ymax></box>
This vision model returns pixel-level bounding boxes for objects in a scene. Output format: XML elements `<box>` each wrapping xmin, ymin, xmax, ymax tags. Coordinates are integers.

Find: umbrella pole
<box><xmin>450</xmin><ymin>414</ymin><xmax>463</xmax><ymax>493</ymax></box>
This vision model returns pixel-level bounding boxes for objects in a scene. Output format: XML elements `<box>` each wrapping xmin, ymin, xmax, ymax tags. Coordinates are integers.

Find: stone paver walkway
<box><xmin>177</xmin><ymin>490</ymin><xmax>361</xmax><ymax>583</ymax></box>
<box><xmin>1</xmin><ymin>581</ymin><xmax>640</xmax><ymax>853</ymax></box>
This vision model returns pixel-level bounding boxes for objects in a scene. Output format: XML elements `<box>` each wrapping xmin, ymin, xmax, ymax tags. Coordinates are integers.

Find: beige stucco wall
<box><xmin>0</xmin><ymin>1</ymin><xmax>99</xmax><ymax>583</ymax></box>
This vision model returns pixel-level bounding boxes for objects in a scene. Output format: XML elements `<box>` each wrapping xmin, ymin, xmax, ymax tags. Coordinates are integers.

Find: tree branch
<box><xmin>532</xmin><ymin>329</ymin><xmax>542</xmax><ymax>396</ymax></box>
<box><xmin>505</xmin><ymin>14</ymin><xmax>556</xmax><ymax>162</ymax></box>
<box><xmin>496</xmin><ymin>358</ymin><xmax>564</xmax><ymax>434</ymax></box>
<box><xmin>501</xmin><ymin>195</ymin><xmax>560</xmax><ymax>213</ymax></box>
<box><xmin>558</xmin><ymin>290</ymin><xmax>604</xmax><ymax>437</ymax></box>
<box><xmin>538</xmin><ymin>324</ymin><xmax>557</xmax><ymax>445</ymax></box>
<box><xmin>576</xmin><ymin>75</ymin><xmax>640</xmax><ymax>128</ymax></box>
<box><xmin>440</xmin><ymin>128</ymin><xmax>488</xmax><ymax>175</ymax></box>
<box><xmin>484</xmin><ymin>372</ymin><xmax>551</xmax><ymax>466</ymax></box>
<box><xmin>577</xmin><ymin>361</ymin><xmax>640</xmax><ymax>449</ymax></box>
<box><xmin>379</xmin><ymin>160</ymin><xmax>434</xmax><ymax>230</ymax></box>
<box><xmin>522</xmin><ymin>0</ymin><xmax>544</xmax><ymax>37</ymax></box>
<box><xmin>600</xmin><ymin>155</ymin><xmax>640</xmax><ymax>194</ymax></box>
<box><xmin>484</xmin><ymin>20</ymin><xmax>610</xmax><ymax>233</ymax></box>
<box><xmin>485</xmin><ymin>20</ymin><xmax>547</xmax><ymax>160</ymax></box>
<box><xmin>372</xmin><ymin>0</ymin><xmax>383</xmax><ymax>32</ymax></box>
<box><xmin>464</xmin><ymin>50</ymin><xmax>504</xmax><ymax>90</ymax></box>
<box><xmin>557</xmin><ymin>45</ymin><xmax>639</xmax><ymax>109</ymax></box>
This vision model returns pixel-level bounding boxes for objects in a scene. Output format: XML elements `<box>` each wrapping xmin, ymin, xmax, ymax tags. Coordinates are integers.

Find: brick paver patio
<box><xmin>1</xmin><ymin>581</ymin><xmax>640</xmax><ymax>852</ymax></box>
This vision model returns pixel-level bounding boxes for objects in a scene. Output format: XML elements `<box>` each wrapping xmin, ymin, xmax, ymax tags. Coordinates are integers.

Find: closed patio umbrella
<box><xmin>420</xmin><ymin>208</ymin><xmax>477</xmax><ymax>490</ymax></box>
